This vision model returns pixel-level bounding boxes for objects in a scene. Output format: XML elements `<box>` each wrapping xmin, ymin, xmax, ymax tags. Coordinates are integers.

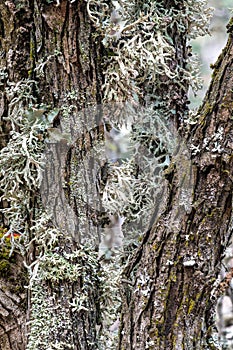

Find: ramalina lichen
<box><xmin>0</xmin><ymin>79</ymin><xmax>61</xmax><ymax>254</ymax></box>
<box><xmin>27</xmin><ymin>245</ymin><xmax>101</xmax><ymax>350</ymax></box>
<box><xmin>87</xmin><ymin>0</ymin><xmax>212</xmax><ymax>103</ymax></box>
<box><xmin>77</xmin><ymin>1</ymin><xmax>212</xmax><ymax>251</ymax></box>
<box><xmin>86</xmin><ymin>0</ymin><xmax>212</xmax><ymax>346</ymax></box>
<box><xmin>0</xmin><ymin>0</ymin><xmax>212</xmax><ymax>349</ymax></box>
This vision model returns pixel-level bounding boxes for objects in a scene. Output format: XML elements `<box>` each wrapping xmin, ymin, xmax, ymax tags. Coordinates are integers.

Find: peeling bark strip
<box><xmin>119</xmin><ymin>29</ymin><xmax>233</xmax><ymax>350</ymax></box>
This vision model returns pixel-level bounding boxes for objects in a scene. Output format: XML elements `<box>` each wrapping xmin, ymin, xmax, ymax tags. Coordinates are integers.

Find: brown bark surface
<box><xmin>119</xmin><ymin>31</ymin><xmax>233</xmax><ymax>350</ymax></box>
<box><xmin>0</xmin><ymin>0</ymin><xmax>232</xmax><ymax>349</ymax></box>
<box><xmin>0</xmin><ymin>1</ymin><xmax>102</xmax><ymax>349</ymax></box>
<box><xmin>0</xmin><ymin>2</ymin><xmax>32</xmax><ymax>349</ymax></box>
<box><xmin>0</xmin><ymin>251</ymin><xmax>27</xmax><ymax>350</ymax></box>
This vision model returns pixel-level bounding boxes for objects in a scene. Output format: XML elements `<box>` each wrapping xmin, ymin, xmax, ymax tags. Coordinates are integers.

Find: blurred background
<box><xmin>190</xmin><ymin>0</ymin><xmax>232</xmax><ymax>108</ymax></box>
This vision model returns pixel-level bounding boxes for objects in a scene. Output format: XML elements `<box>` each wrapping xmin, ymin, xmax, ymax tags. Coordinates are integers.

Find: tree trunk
<box><xmin>0</xmin><ymin>0</ymin><xmax>232</xmax><ymax>349</ymax></box>
<box><xmin>119</xmin><ymin>31</ymin><xmax>233</xmax><ymax>350</ymax></box>
<box><xmin>0</xmin><ymin>1</ymin><xmax>103</xmax><ymax>349</ymax></box>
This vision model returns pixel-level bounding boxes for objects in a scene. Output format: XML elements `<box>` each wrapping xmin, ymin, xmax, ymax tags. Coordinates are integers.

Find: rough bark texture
<box><xmin>27</xmin><ymin>1</ymin><xmax>103</xmax><ymax>349</ymax></box>
<box><xmin>0</xmin><ymin>2</ymin><xmax>32</xmax><ymax>348</ymax></box>
<box><xmin>0</xmin><ymin>251</ymin><xmax>27</xmax><ymax>350</ymax></box>
<box><xmin>119</xmin><ymin>30</ymin><xmax>233</xmax><ymax>350</ymax></box>
<box><xmin>0</xmin><ymin>0</ymin><xmax>233</xmax><ymax>349</ymax></box>
<box><xmin>0</xmin><ymin>1</ymin><xmax>102</xmax><ymax>349</ymax></box>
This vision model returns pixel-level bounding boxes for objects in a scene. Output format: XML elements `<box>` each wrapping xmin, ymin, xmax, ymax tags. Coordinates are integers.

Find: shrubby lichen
<box><xmin>83</xmin><ymin>0</ymin><xmax>211</xmax><ymax>346</ymax></box>
<box><xmin>87</xmin><ymin>0</ymin><xmax>212</xmax><ymax>103</ymax></box>
<box><xmin>27</xmin><ymin>245</ymin><xmax>102</xmax><ymax>350</ymax></box>
<box><xmin>0</xmin><ymin>0</ymin><xmax>213</xmax><ymax>348</ymax></box>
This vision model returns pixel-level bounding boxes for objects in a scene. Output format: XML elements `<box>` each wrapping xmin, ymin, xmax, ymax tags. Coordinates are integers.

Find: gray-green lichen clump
<box><xmin>73</xmin><ymin>0</ymin><xmax>212</xmax><ymax>242</ymax></box>
<box><xmin>88</xmin><ymin>0</ymin><xmax>211</xmax><ymax>104</ymax></box>
<box><xmin>27</xmin><ymin>246</ymin><xmax>102</xmax><ymax>350</ymax></box>
<box><xmin>74</xmin><ymin>2</ymin><xmax>212</xmax><ymax>243</ymax></box>
<box><xmin>0</xmin><ymin>80</ymin><xmax>45</xmax><ymax>253</ymax></box>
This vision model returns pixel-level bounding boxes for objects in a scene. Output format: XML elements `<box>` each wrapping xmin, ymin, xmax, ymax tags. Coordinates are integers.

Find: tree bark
<box><xmin>0</xmin><ymin>251</ymin><xmax>27</xmax><ymax>350</ymax></box>
<box><xmin>0</xmin><ymin>1</ymin><xmax>103</xmax><ymax>349</ymax></box>
<box><xmin>0</xmin><ymin>2</ymin><xmax>32</xmax><ymax>348</ymax></box>
<box><xmin>0</xmin><ymin>0</ymin><xmax>233</xmax><ymax>349</ymax></box>
<box><xmin>119</xmin><ymin>29</ymin><xmax>233</xmax><ymax>350</ymax></box>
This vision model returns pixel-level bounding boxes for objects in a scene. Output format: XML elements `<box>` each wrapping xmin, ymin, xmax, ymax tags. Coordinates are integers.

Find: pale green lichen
<box><xmin>0</xmin><ymin>78</ymin><xmax>61</xmax><ymax>254</ymax></box>
<box><xmin>26</xmin><ymin>245</ymin><xmax>102</xmax><ymax>350</ymax></box>
<box><xmin>0</xmin><ymin>0</ymin><xmax>213</xmax><ymax>348</ymax></box>
<box><xmin>87</xmin><ymin>0</ymin><xmax>212</xmax><ymax>103</ymax></box>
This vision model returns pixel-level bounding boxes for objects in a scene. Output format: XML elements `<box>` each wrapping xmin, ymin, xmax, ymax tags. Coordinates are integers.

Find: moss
<box><xmin>188</xmin><ymin>298</ymin><xmax>196</xmax><ymax>314</ymax></box>
<box><xmin>199</xmin><ymin>102</ymin><xmax>214</xmax><ymax>126</ymax></box>
<box><xmin>152</xmin><ymin>243</ymin><xmax>157</xmax><ymax>250</ymax></box>
<box><xmin>206</xmin><ymin>208</ymin><xmax>217</xmax><ymax>218</ymax></box>
<box><xmin>29</xmin><ymin>32</ymin><xmax>36</xmax><ymax>79</ymax></box>
<box><xmin>188</xmin><ymin>292</ymin><xmax>203</xmax><ymax>315</ymax></box>
<box><xmin>0</xmin><ymin>259</ymin><xmax>10</xmax><ymax>276</ymax></box>
<box><xmin>0</xmin><ymin>246</ymin><xmax>11</xmax><ymax>259</ymax></box>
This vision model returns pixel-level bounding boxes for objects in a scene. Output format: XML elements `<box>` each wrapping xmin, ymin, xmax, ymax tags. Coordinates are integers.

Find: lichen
<box><xmin>0</xmin><ymin>0</ymin><xmax>214</xmax><ymax>348</ymax></box>
<box><xmin>27</xmin><ymin>245</ymin><xmax>102</xmax><ymax>350</ymax></box>
<box><xmin>87</xmin><ymin>0</ymin><xmax>212</xmax><ymax>103</ymax></box>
